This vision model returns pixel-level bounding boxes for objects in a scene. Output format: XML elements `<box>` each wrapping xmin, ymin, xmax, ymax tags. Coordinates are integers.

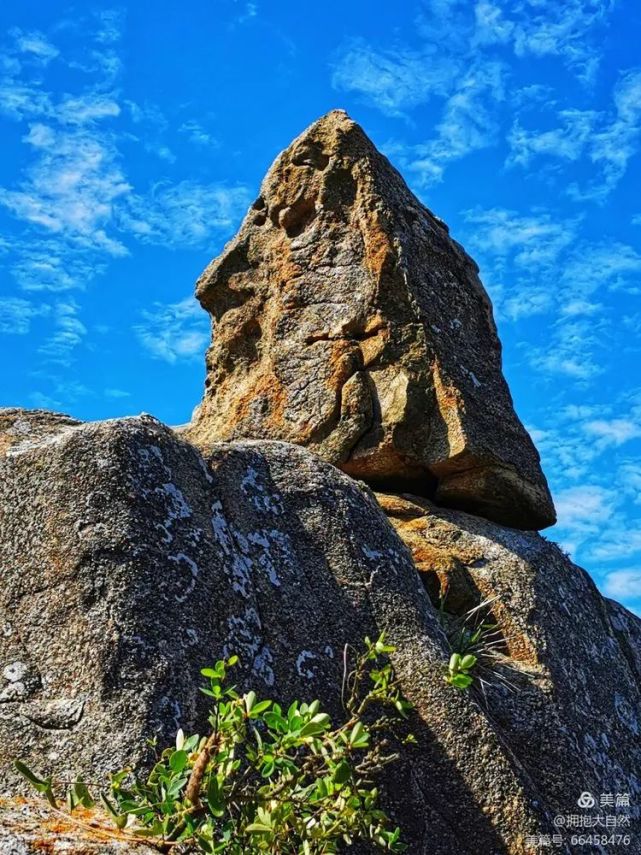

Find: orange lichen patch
<box><xmin>472</xmin><ymin>578</ymin><xmax>540</xmax><ymax>666</ymax></box>
<box><xmin>0</xmin><ymin>797</ymin><xmax>149</xmax><ymax>850</ymax></box>
<box><xmin>383</xmin><ymin>507</ymin><xmax>483</xmax><ymax>612</ymax></box>
<box><xmin>430</xmin><ymin>360</ymin><xmax>468</xmax><ymax>459</ymax></box>
<box><xmin>327</xmin><ymin>340</ymin><xmax>360</xmax><ymax>386</ymax></box>
<box><xmin>361</xmin><ymin>214</ymin><xmax>393</xmax><ymax>279</ymax></box>
<box><xmin>233</xmin><ymin>368</ymin><xmax>289</xmax><ymax>433</ymax></box>
<box><xmin>359</xmin><ymin>333</ymin><xmax>385</xmax><ymax>367</ymax></box>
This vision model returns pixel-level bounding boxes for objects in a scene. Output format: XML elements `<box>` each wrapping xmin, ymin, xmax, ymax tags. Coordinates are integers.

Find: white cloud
<box><xmin>561</xmin><ymin>242</ymin><xmax>641</xmax><ymax>298</ymax></box>
<box><xmin>507</xmin><ymin>109</ymin><xmax>597</xmax><ymax>167</ymax></box>
<box><xmin>120</xmin><ymin>181</ymin><xmax>250</xmax><ymax>248</ymax></box>
<box><xmin>603</xmin><ymin>569</ymin><xmax>641</xmax><ymax>601</ymax></box>
<box><xmin>0</xmin><ymin>124</ymin><xmax>130</xmax><ymax>256</ymax></box>
<box><xmin>135</xmin><ymin>298</ymin><xmax>210</xmax><ymax>364</ymax></box>
<box><xmin>94</xmin><ymin>9</ymin><xmax>125</xmax><ymax>45</ymax></box>
<box><xmin>10</xmin><ymin>28</ymin><xmax>59</xmax><ymax>63</ymax></box>
<box><xmin>461</xmin><ymin>207</ymin><xmax>580</xmax><ymax>320</ymax></box>
<box><xmin>409</xmin><ymin>61</ymin><xmax>506</xmax><ymax>184</ymax></box>
<box><xmin>0</xmin><ymin>297</ymin><xmax>49</xmax><ymax>334</ymax></box>
<box><xmin>56</xmin><ymin>94</ymin><xmax>120</xmax><ymax>125</ymax></box>
<box><xmin>555</xmin><ymin>484</ymin><xmax>618</xmax><ymax>530</ymax></box>
<box><xmin>179</xmin><ymin>120</ymin><xmax>218</xmax><ymax>147</ymax></box>
<box><xmin>462</xmin><ymin>207</ymin><xmax>578</xmax><ymax>264</ymax></box>
<box><xmin>37</xmin><ymin>301</ymin><xmax>87</xmax><ymax>365</ymax></box>
<box><xmin>529</xmin><ymin>319</ymin><xmax>603</xmax><ymax>381</ymax></box>
<box><xmin>553</xmin><ymin>483</ymin><xmax>619</xmax><ymax>556</ymax></box>
<box><xmin>509</xmin><ymin>68</ymin><xmax>641</xmax><ymax>201</ymax></box>
<box><xmin>331</xmin><ymin>40</ymin><xmax>458</xmax><ymax>117</ymax></box>
<box><xmin>591</xmin><ymin>530</ymin><xmax>641</xmax><ymax>562</ymax></box>
<box><xmin>583</xmin><ymin>418</ymin><xmax>641</xmax><ymax>447</ymax></box>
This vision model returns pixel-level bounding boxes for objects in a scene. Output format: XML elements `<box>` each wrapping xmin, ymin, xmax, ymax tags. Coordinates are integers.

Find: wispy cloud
<box><xmin>0</xmin><ymin>120</ymin><xmax>130</xmax><ymax>257</ymax></box>
<box><xmin>179</xmin><ymin>120</ymin><xmax>218</xmax><ymax>147</ymax></box>
<box><xmin>507</xmin><ymin>109</ymin><xmax>598</xmax><ymax>168</ymax></box>
<box><xmin>0</xmin><ymin>16</ymin><xmax>249</xmax><ymax>298</ymax></box>
<box><xmin>508</xmin><ymin>68</ymin><xmax>641</xmax><ymax>201</ymax></box>
<box><xmin>9</xmin><ymin>28</ymin><xmax>59</xmax><ymax>63</ymax></box>
<box><xmin>473</xmin><ymin>0</ymin><xmax>613</xmax><ymax>81</ymax></box>
<box><xmin>37</xmin><ymin>300</ymin><xmax>87</xmax><ymax>366</ymax></box>
<box><xmin>408</xmin><ymin>61</ymin><xmax>506</xmax><ymax>184</ymax></box>
<box><xmin>331</xmin><ymin>39</ymin><xmax>458</xmax><ymax>118</ymax></box>
<box><xmin>461</xmin><ymin>207</ymin><xmax>641</xmax><ymax>378</ymax></box>
<box><xmin>603</xmin><ymin>569</ymin><xmax>641</xmax><ymax>602</ymax></box>
<box><xmin>134</xmin><ymin>297</ymin><xmax>210</xmax><ymax>363</ymax></box>
<box><xmin>0</xmin><ymin>297</ymin><xmax>49</xmax><ymax>334</ymax></box>
<box><xmin>331</xmin><ymin>0</ymin><xmax>616</xmax><ymax>184</ymax></box>
<box><xmin>120</xmin><ymin>181</ymin><xmax>250</xmax><ymax>248</ymax></box>
<box><xmin>530</xmin><ymin>394</ymin><xmax>641</xmax><ymax>571</ymax></box>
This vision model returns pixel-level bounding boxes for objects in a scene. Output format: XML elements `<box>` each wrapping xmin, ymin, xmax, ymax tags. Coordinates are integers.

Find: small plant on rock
<box><xmin>16</xmin><ymin>634</ymin><xmax>412</xmax><ymax>853</ymax></box>
<box><xmin>439</xmin><ymin>596</ymin><xmax>519</xmax><ymax>695</ymax></box>
<box><xmin>444</xmin><ymin>652</ymin><xmax>477</xmax><ymax>689</ymax></box>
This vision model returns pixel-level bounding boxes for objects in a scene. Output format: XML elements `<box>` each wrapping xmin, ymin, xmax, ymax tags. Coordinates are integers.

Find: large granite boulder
<box><xmin>1</xmin><ymin>409</ymin><xmax>640</xmax><ymax>853</ymax></box>
<box><xmin>379</xmin><ymin>492</ymin><xmax>641</xmax><ymax>827</ymax></box>
<box><xmin>185</xmin><ymin>110</ymin><xmax>555</xmax><ymax>531</ymax></box>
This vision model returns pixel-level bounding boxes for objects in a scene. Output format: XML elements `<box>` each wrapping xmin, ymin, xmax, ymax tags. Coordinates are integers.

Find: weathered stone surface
<box><xmin>379</xmin><ymin>491</ymin><xmax>641</xmax><ymax>837</ymax></box>
<box><xmin>186</xmin><ymin>110</ymin><xmax>555</xmax><ymax>530</ymax></box>
<box><xmin>2</xmin><ymin>411</ymin><xmax>640</xmax><ymax>853</ymax></box>
<box><xmin>0</xmin><ymin>798</ymin><xmax>158</xmax><ymax>853</ymax></box>
<box><xmin>0</xmin><ymin>407</ymin><xmax>80</xmax><ymax>456</ymax></box>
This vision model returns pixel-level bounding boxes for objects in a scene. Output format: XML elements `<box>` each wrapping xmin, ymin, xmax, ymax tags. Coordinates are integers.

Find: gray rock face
<box><xmin>186</xmin><ymin>110</ymin><xmax>555</xmax><ymax>531</ymax></box>
<box><xmin>1</xmin><ymin>411</ymin><xmax>639</xmax><ymax>853</ymax></box>
<box><xmin>379</xmin><ymin>493</ymin><xmax>641</xmax><ymax>837</ymax></box>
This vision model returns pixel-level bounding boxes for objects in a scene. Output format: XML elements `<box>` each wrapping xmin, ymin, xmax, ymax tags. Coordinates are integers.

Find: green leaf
<box><xmin>71</xmin><ymin>780</ymin><xmax>94</xmax><ymax>809</ymax></box>
<box><xmin>448</xmin><ymin>653</ymin><xmax>461</xmax><ymax>672</ymax></box>
<box><xmin>332</xmin><ymin>760</ymin><xmax>352</xmax><ymax>785</ymax></box>
<box><xmin>100</xmin><ymin>792</ymin><xmax>128</xmax><ymax>829</ymax></box>
<box><xmin>244</xmin><ymin>691</ymin><xmax>257</xmax><ymax>713</ymax></box>
<box><xmin>206</xmin><ymin>776</ymin><xmax>225</xmax><ymax>817</ymax></box>
<box><xmin>14</xmin><ymin>762</ymin><xmax>57</xmax><ymax>808</ymax></box>
<box><xmin>250</xmin><ymin>699</ymin><xmax>272</xmax><ymax>717</ymax></box>
<box><xmin>14</xmin><ymin>760</ymin><xmax>46</xmax><ymax>788</ymax></box>
<box><xmin>300</xmin><ymin>712</ymin><xmax>330</xmax><ymax>737</ymax></box>
<box><xmin>460</xmin><ymin>654</ymin><xmax>477</xmax><ymax>671</ymax></box>
<box><xmin>246</xmin><ymin>822</ymin><xmax>272</xmax><ymax>833</ymax></box>
<box><xmin>169</xmin><ymin>750</ymin><xmax>188</xmax><ymax>773</ymax></box>
<box><xmin>348</xmin><ymin>721</ymin><xmax>369</xmax><ymax>747</ymax></box>
<box><xmin>450</xmin><ymin>673</ymin><xmax>473</xmax><ymax>689</ymax></box>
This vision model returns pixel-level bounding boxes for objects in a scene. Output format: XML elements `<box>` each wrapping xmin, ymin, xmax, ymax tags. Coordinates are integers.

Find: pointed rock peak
<box><xmin>186</xmin><ymin>113</ymin><xmax>556</xmax><ymax>530</ymax></box>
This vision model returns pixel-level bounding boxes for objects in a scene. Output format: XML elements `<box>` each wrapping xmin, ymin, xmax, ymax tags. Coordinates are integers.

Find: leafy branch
<box><xmin>16</xmin><ymin>635</ymin><xmax>413</xmax><ymax>854</ymax></box>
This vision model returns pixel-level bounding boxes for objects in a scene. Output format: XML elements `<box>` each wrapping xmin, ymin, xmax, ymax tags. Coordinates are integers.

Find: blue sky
<box><xmin>1</xmin><ymin>0</ymin><xmax>640</xmax><ymax>613</ymax></box>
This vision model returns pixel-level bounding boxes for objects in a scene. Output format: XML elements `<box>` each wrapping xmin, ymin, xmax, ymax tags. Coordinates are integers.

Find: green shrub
<box><xmin>17</xmin><ymin>635</ymin><xmax>412</xmax><ymax>853</ymax></box>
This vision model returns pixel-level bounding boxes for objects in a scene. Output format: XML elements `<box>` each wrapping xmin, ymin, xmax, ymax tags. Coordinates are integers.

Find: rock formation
<box><xmin>1</xmin><ymin>409</ymin><xmax>640</xmax><ymax>853</ymax></box>
<box><xmin>186</xmin><ymin>110</ymin><xmax>555</xmax><ymax>530</ymax></box>
<box><xmin>1</xmin><ymin>113</ymin><xmax>640</xmax><ymax>854</ymax></box>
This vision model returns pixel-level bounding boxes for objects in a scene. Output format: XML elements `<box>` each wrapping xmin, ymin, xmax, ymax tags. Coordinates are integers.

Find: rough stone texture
<box><xmin>0</xmin><ymin>798</ymin><xmax>158</xmax><ymax>853</ymax></box>
<box><xmin>379</xmin><ymin>492</ymin><xmax>641</xmax><ymax>839</ymax></box>
<box><xmin>1</xmin><ymin>411</ymin><xmax>640</xmax><ymax>853</ymax></box>
<box><xmin>0</xmin><ymin>408</ymin><xmax>80</xmax><ymax>456</ymax></box>
<box><xmin>186</xmin><ymin>110</ymin><xmax>555</xmax><ymax>531</ymax></box>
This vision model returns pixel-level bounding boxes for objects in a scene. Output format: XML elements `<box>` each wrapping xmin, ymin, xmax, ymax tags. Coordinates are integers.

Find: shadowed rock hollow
<box><xmin>186</xmin><ymin>110</ymin><xmax>555</xmax><ymax>531</ymax></box>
